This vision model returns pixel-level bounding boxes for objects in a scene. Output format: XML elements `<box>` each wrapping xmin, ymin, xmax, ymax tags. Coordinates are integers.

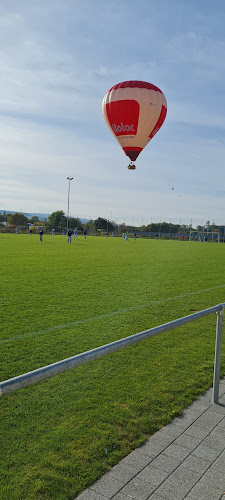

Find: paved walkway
<box><xmin>77</xmin><ymin>379</ymin><xmax>225</xmax><ymax>500</ymax></box>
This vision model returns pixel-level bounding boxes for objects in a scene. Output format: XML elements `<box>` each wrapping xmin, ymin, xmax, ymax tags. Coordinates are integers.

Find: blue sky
<box><xmin>1</xmin><ymin>0</ymin><xmax>225</xmax><ymax>226</ymax></box>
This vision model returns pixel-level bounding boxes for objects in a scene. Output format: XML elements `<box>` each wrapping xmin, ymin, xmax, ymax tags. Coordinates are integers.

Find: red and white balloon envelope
<box><xmin>102</xmin><ymin>80</ymin><xmax>167</xmax><ymax>169</ymax></box>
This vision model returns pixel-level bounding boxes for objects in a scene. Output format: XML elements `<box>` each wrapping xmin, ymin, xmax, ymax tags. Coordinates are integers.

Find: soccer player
<box><xmin>67</xmin><ymin>228</ymin><xmax>73</xmax><ymax>243</ymax></box>
<box><xmin>74</xmin><ymin>228</ymin><xmax>78</xmax><ymax>240</ymax></box>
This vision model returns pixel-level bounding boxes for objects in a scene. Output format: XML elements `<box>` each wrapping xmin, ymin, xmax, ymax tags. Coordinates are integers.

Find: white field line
<box><xmin>1</xmin><ymin>284</ymin><xmax>225</xmax><ymax>345</ymax></box>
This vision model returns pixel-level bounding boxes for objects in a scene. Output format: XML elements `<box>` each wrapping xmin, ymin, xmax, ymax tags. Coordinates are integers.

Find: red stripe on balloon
<box><xmin>149</xmin><ymin>105</ymin><xmax>167</xmax><ymax>139</ymax></box>
<box><xmin>108</xmin><ymin>81</ymin><xmax>163</xmax><ymax>94</ymax></box>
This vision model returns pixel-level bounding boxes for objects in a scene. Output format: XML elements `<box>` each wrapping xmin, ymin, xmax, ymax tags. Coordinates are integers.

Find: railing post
<box><xmin>213</xmin><ymin>307</ymin><xmax>224</xmax><ymax>404</ymax></box>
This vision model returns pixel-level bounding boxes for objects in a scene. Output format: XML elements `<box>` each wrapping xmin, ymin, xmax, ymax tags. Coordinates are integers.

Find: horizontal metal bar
<box><xmin>1</xmin><ymin>303</ymin><xmax>224</xmax><ymax>397</ymax></box>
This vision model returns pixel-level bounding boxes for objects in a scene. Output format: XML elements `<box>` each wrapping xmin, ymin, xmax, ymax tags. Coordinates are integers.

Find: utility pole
<box><xmin>66</xmin><ymin>177</ymin><xmax>73</xmax><ymax>233</ymax></box>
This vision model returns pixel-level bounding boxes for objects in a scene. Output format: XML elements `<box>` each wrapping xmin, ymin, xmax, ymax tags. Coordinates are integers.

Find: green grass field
<box><xmin>1</xmin><ymin>233</ymin><xmax>225</xmax><ymax>499</ymax></box>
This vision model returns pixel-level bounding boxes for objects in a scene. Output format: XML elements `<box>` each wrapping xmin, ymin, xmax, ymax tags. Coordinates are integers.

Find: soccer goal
<box><xmin>189</xmin><ymin>231</ymin><xmax>220</xmax><ymax>242</ymax></box>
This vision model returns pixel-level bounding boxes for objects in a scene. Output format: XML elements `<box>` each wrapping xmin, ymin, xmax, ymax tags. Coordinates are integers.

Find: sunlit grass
<box><xmin>1</xmin><ymin>234</ymin><xmax>225</xmax><ymax>499</ymax></box>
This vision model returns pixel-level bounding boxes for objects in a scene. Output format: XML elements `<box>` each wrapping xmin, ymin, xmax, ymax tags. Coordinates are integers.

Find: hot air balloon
<box><xmin>102</xmin><ymin>80</ymin><xmax>167</xmax><ymax>169</ymax></box>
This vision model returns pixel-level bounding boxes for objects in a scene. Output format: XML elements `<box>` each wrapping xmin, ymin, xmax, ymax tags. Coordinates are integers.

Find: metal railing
<box><xmin>0</xmin><ymin>303</ymin><xmax>224</xmax><ymax>403</ymax></box>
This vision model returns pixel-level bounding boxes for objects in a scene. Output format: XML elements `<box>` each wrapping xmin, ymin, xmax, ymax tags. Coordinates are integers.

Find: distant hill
<box><xmin>0</xmin><ymin>210</ymin><xmax>88</xmax><ymax>223</ymax></box>
<box><xmin>0</xmin><ymin>210</ymin><xmax>50</xmax><ymax>221</ymax></box>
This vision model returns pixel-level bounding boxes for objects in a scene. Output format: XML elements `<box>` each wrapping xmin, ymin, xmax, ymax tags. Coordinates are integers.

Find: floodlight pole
<box><xmin>66</xmin><ymin>177</ymin><xmax>73</xmax><ymax>233</ymax></box>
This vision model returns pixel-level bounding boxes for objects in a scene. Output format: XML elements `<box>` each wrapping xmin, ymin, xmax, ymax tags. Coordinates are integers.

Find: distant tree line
<box><xmin>0</xmin><ymin>211</ymin><xmax>115</xmax><ymax>234</ymax></box>
<box><xmin>1</xmin><ymin>211</ymin><xmax>225</xmax><ymax>236</ymax></box>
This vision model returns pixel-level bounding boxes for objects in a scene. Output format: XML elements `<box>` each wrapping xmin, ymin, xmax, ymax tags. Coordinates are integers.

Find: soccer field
<box><xmin>1</xmin><ymin>233</ymin><xmax>225</xmax><ymax>499</ymax></box>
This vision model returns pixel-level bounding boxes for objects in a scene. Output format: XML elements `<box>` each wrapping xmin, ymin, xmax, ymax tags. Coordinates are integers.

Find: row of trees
<box><xmin>0</xmin><ymin>213</ymin><xmax>41</xmax><ymax>227</ymax></box>
<box><xmin>0</xmin><ymin>211</ymin><xmax>115</xmax><ymax>233</ymax></box>
<box><xmin>47</xmin><ymin>212</ymin><xmax>115</xmax><ymax>232</ymax></box>
<box><xmin>1</xmin><ymin>211</ymin><xmax>224</xmax><ymax>235</ymax></box>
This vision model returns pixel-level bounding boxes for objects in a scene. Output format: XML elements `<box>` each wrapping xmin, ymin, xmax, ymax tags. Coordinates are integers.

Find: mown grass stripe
<box><xmin>2</xmin><ymin>283</ymin><xmax>225</xmax><ymax>345</ymax></box>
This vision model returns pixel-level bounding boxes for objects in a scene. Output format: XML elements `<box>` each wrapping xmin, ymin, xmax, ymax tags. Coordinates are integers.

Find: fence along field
<box><xmin>1</xmin><ymin>233</ymin><xmax>225</xmax><ymax>499</ymax></box>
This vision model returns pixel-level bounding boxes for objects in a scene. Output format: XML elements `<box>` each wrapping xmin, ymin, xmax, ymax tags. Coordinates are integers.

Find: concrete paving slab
<box><xmin>183</xmin><ymin>423</ymin><xmax>210</xmax><ymax>440</ymax></box>
<box><xmin>211</xmin><ymin>426</ymin><xmax>225</xmax><ymax>440</ymax></box>
<box><xmin>89</xmin><ymin>474</ymin><xmax>125</xmax><ymax>499</ymax></box>
<box><xmin>203</xmin><ymin>433</ymin><xmax>225</xmax><ymax>451</ymax></box>
<box><xmin>217</xmin><ymin>415</ymin><xmax>225</xmax><ymax>426</ymax></box>
<box><xmin>111</xmin><ymin>493</ymin><xmax>134</xmax><ymax>500</ymax></box>
<box><xmin>148</xmin><ymin>494</ymin><xmax>171</xmax><ymax>500</ymax></box>
<box><xmin>159</xmin><ymin>423</ymin><xmax>187</xmax><ymax>438</ymax></box>
<box><xmin>210</xmin><ymin>454</ymin><xmax>225</xmax><ymax>470</ymax></box>
<box><xmin>143</xmin><ymin>431</ymin><xmax>176</xmax><ymax>447</ymax></box>
<box><xmin>218</xmin><ymin>394</ymin><xmax>225</xmax><ymax>404</ymax></box>
<box><xmin>180</xmin><ymin>408</ymin><xmax>203</xmax><ymax>421</ymax></box>
<box><xmin>119</xmin><ymin>449</ymin><xmax>153</xmax><ymax>471</ymax></box>
<box><xmin>164</xmin><ymin>466</ymin><xmax>202</xmax><ymax>486</ymax></box>
<box><xmin>139</xmin><ymin>436</ymin><xmax>175</xmax><ymax>458</ymax></box>
<box><xmin>149</xmin><ymin>453</ymin><xmax>182</xmax><ymax>473</ymax></box>
<box><xmin>185</xmin><ymin>481</ymin><xmax>222</xmax><ymax>500</ymax></box>
<box><xmin>202</xmin><ymin>468</ymin><xmax>225</xmax><ymax>489</ymax></box>
<box><xmin>76</xmin><ymin>379</ymin><xmax>225</xmax><ymax>499</ymax></box>
<box><xmin>208</xmin><ymin>402</ymin><xmax>225</xmax><ymax>414</ymax></box>
<box><xmin>193</xmin><ymin>410</ymin><xmax>224</xmax><ymax>430</ymax></box>
<box><xmin>113</xmin><ymin>475</ymin><xmax>155</xmax><ymax>499</ymax></box>
<box><xmin>109</xmin><ymin>462</ymin><xmax>139</xmax><ymax>483</ymax></box>
<box><xmin>77</xmin><ymin>491</ymin><xmax>108</xmax><ymax>500</ymax></box>
<box><xmin>180</xmin><ymin>454</ymin><xmax>212</xmax><ymax>474</ymax></box>
<box><xmin>192</xmin><ymin>444</ymin><xmax>220</xmax><ymax>463</ymax></box>
<box><xmin>153</xmin><ymin>477</ymin><xmax>196</xmax><ymax>500</ymax></box>
<box><xmin>172</xmin><ymin>433</ymin><xmax>201</xmax><ymax>450</ymax></box>
<box><xmin>136</xmin><ymin>463</ymin><xmax>170</xmax><ymax>487</ymax></box>
<box><xmin>162</xmin><ymin>443</ymin><xmax>191</xmax><ymax>461</ymax></box>
<box><xmin>191</xmin><ymin>443</ymin><xmax>221</xmax><ymax>461</ymax></box>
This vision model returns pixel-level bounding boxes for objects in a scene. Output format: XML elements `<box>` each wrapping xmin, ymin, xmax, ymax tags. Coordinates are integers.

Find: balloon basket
<box><xmin>128</xmin><ymin>163</ymin><xmax>136</xmax><ymax>170</ymax></box>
